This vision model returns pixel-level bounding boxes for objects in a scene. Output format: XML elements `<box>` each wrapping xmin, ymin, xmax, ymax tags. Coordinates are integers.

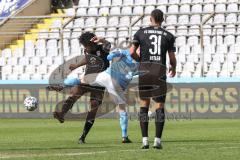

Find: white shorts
<box><xmin>83</xmin><ymin>72</ymin><xmax>126</xmax><ymax>105</ymax></box>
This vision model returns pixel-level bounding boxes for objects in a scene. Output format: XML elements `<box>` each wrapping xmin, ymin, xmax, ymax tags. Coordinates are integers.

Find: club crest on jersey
<box><xmin>90</xmin><ymin>57</ymin><xmax>97</xmax><ymax>64</ymax></box>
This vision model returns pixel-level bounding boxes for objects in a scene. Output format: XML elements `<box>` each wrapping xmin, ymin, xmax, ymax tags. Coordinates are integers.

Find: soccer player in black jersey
<box><xmin>130</xmin><ymin>9</ymin><xmax>177</xmax><ymax>149</ymax></box>
<box><xmin>51</xmin><ymin>32</ymin><xmax>131</xmax><ymax>144</ymax></box>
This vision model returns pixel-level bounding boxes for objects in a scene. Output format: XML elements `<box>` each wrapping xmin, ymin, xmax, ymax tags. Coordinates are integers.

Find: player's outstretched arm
<box><xmin>69</xmin><ymin>56</ymin><xmax>87</xmax><ymax>71</ymax></box>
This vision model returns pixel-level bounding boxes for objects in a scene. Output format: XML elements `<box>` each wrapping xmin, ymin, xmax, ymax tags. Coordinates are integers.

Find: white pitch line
<box><xmin>0</xmin><ymin>149</ymin><xmax>139</xmax><ymax>159</ymax></box>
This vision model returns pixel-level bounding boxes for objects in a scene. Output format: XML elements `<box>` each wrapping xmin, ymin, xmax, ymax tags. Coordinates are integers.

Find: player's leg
<box><xmin>139</xmin><ymin>98</ymin><xmax>151</xmax><ymax>149</ymax></box>
<box><xmin>79</xmin><ymin>88</ymin><xmax>104</xmax><ymax>144</ymax></box>
<box><xmin>152</xmin><ymin>96</ymin><xmax>166</xmax><ymax>149</ymax></box>
<box><xmin>118</xmin><ymin>104</ymin><xmax>132</xmax><ymax>143</ymax></box>
<box><xmin>91</xmin><ymin>71</ymin><xmax>132</xmax><ymax>143</ymax></box>
<box><xmin>53</xmin><ymin>85</ymin><xmax>86</xmax><ymax>123</ymax></box>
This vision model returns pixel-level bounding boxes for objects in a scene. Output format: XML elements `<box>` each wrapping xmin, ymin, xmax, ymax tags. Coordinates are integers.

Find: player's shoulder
<box><xmin>161</xmin><ymin>27</ymin><xmax>176</xmax><ymax>42</ymax></box>
<box><xmin>161</xmin><ymin>28</ymin><xmax>175</xmax><ymax>39</ymax></box>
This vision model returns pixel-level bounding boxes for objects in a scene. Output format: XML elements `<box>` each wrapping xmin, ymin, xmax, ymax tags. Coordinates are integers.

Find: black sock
<box><xmin>139</xmin><ymin>107</ymin><xmax>149</xmax><ymax>137</ymax></box>
<box><xmin>155</xmin><ymin>108</ymin><xmax>165</xmax><ymax>138</ymax></box>
<box><xmin>62</xmin><ymin>96</ymin><xmax>78</xmax><ymax>114</ymax></box>
<box><xmin>81</xmin><ymin>105</ymin><xmax>98</xmax><ymax>139</ymax></box>
<box><xmin>81</xmin><ymin>119</ymin><xmax>95</xmax><ymax>139</ymax></box>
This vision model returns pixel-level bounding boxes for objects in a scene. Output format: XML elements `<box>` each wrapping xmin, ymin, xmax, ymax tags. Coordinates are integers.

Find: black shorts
<box><xmin>138</xmin><ymin>62</ymin><xmax>167</xmax><ymax>103</ymax></box>
<box><xmin>72</xmin><ymin>84</ymin><xmax>105</xmax><ymax>104</ymax></box>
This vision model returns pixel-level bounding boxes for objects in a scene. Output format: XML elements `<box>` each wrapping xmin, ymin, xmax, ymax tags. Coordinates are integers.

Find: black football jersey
<box><xmin>133</xmin><ymin>26</ymin><xmax>176</xmax><ymax>66</ymax></box>
<box><xmin>85</xmin><ymin>44</ymin><xmax>110</xmax><ymax>75</ymax></box>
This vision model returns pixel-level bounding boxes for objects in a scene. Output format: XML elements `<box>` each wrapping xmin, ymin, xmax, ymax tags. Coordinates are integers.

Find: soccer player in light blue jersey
<box><xmin>64</xmin><ymin>49</ymin><xmax>138</xmax><ymax>143</ymax></box>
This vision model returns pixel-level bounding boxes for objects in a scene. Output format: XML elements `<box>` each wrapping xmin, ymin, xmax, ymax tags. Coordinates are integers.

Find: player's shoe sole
<box><xmin>46</xmin><ymin>85</ymin><xmax>64</xmax><ymax>92</ymax></box>
<box><xmin>122</xmin><ymin>137</ymin><xmax>132</xmax><ymax>143</ymax></box>
<box><xmin>141</xmin><ymin>145</ymin><xmax>149</xmax><ymax>149</ymax></box>
<box><xmin>53</xmin><ymin>111</ymin><xmax>65</xmax><ymax>123</ymax></box>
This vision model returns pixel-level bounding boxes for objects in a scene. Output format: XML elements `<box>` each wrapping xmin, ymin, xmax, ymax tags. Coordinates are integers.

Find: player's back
<box><xmin>134</xmin><ymin>26</ymin><xmax>175</xmax><ymax>67</ymax></box>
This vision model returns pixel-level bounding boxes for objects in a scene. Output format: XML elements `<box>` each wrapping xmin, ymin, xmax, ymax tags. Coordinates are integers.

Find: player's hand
<box><xmin>69</xmin><ymin>64</ymin><xmax>78</xmax><ymax>71</ymax></box>
<box><xmin>168</xmin><ymin>66</ymin><xmax>176</xmax><ymax>78</ymax></box>
<box><xmin>90</xmin><ymin>36</ymin><xmax>104</xmax><ymax>44</ymax></box>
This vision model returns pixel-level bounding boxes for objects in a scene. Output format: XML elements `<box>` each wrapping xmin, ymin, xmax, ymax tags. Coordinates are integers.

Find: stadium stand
<box><xmin>0</xmin><ymin>0</ymin><xmax>240</xmax><ymax>80</ymax></box>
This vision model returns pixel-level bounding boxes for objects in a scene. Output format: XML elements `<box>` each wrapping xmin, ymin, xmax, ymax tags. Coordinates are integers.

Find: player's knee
<box><xmin>155</xmin><ymin>103</ymin><xmax>165</xmax><ymax>110</ymax></box>
<box><xmin>90</xmin><ymin>99</ymin><xmax>102</xmax><ymax>107</ymax></box>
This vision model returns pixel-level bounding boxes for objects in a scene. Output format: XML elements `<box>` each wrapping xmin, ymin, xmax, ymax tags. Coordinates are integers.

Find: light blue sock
<box><xmin>119</xmin><ymin>111</ymin><xmax>128</xmax><ymax>138</ymax></box>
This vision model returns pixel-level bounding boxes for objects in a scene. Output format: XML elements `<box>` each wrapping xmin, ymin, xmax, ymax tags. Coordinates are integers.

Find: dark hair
<box><xmin>151</xmin><ymin>9</ymin><xmax>164</xmax><ymax>24</ymax></box>
<box><xmin>79</xmin><ymin>32</ymin><xmax>96</xmax><ymax>46</ymax></box>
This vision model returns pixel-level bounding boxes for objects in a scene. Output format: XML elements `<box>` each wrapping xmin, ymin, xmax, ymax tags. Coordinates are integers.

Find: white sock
<box><xmin>154</xmin><ymin>137</ymin><xmax>161</xmax><ymax>145</ymax></box>
<box><xmin>142</xmin><ymin>137</ymin><xmax>149</xmax><ymax>146</ymax></box>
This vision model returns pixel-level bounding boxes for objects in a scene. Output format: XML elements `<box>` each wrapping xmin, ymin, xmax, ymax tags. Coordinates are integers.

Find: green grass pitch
<box><xmin>0</xmin><ymin>119</ymin><xmax>240</xmax><ymax>160</ymax></box>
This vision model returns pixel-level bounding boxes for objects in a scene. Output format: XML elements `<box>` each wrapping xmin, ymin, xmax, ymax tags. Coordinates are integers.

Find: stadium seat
<box><xmin>203</xmin><ymin>4</ymin><xmax>214</xmax><ymax>12</ymax></box>
<box><xmin>178</xmin><ymin>15</ymin><xmax>189</xmax><ymax>24</ymax></box>
<box><xmin>41</xmin><ymin>57</ymin><xmax>53</xmax><ymax>65</ymax></box>
<box><xmin>168</xmin><ymin>5</ymin><xmax>178</xmax><ymax>13</ymax></box>
<box><xmin>176</xmin><ymin>36</ymin><xmax>186</xmax><ymax>46</ymax></box>
<box><xmin>85</xmin><ymin>17</ymin><xmax>96</xmax><ymax>27</ymax></box>
<box><xmin>206</xmin><ymin>70</ymin><xmax>218</xmax><ymax>77</ymax></box>
<box><xmin>187</xmin><ymin>36</ymin><xmax>199</xmax><ymax>46</ymax></box>
<box><xmin>224</xmin><ymin>35</ymin><xmax>235</xmax><ymax>45</ymax></box>
<box><xmin>188</xmin><ymin>25</ymin><xmax>199</xmax><ymax>36</ymax></box>
<box><xmin>203</xmin><ymin>25</ymin><xmax>212</xmax><ymax>35</ymax></box>
<box><xmin>76</xmin><ymin>8</ymin><xmax>87</xmax><ymax>16</ymax></box>
<box><xmin>49</xmin><ymin>29</ymin><xmax>60</xmax><ymax>39</ymax></box>
<box><xmin>166</xmin><ymin>26</ymin><xmax>176</xmax><ymax>35</ymax></box>
<box><xmin>181</xmin><ymin>0</ymin><xmax>191</xmax><ymax>3</ymax></box>
<box><xmin>226</xmin><ymin>13</ymin><xmax>237</xmax><ymax>23</ymax></box>
<box><xmin>181</xmin><ymin>71</ymin><xmax>192</xmax><ymax>77</ymax></box>
<box><xmin>31</xmin><ymin>57</ymin><xmax>41</xmax><ymax>65</ymax></box>
<box><xmin>19</xmin><ymin>57</ymin><xmax>29</xmax><ymax>66</ymax></box>
<box><xmin>188</xmin><ymin>54</ymin><xmax>199</xmax><ymax>63</ymax></box>
<box><xmin>180</xmin><ymin>4</ymin><xmax>190</xmax><ymax>13</ymax></box>
<box><xmin>214</xmin><ymin>14</ymin><xmax>225</xmax><ymax>24</ymax></box>
<box><xmin>123</xmin><ymin>0</ymin><xmax>134</xmax><ymax>5</ymax></box>
<box><xmin>209</xmin><ymin>62</ymin><xmax>221</xmax><ymax>72</ymax></box>
<box><xmin>112</xmin><ymin>0</ymin><xmax>122</xmax><ymax>5</ymax></box>
<box><xmin>212</xmin><ymin>54</ymin><xmax>225</xmax><ymax>63</ymax></box>
<box><xmin>106</xmin><ymin>27</ymin><xmax>117</xmax><ymax>37</ymax></box>
<box><xmin>95</xmin><ymin>28</ymin><xmax>106</xmax><ymax>37</ymax></box>
<box><xmin>156</xmin><ymin>5</ymin><xmax>166</xmax><ymax>13</ymax></box>
<box><xmin>65</xmin><ymin>8</ymin><xmax>75</xmax><ymax>16</ymax></box>
<box><xmin>133</xmin><ymin>6</ymin><xmax>144</xmax><ymax>14</ymax></box>
<box><xmin>78</xmin><ymin>0</ymin><xmax>89</xmax><ymax>6</ymax></box>
<box><xmin>215</xmin><ymin>4</ymin><xmax>226</xmax><ymax>12</ymax></box>
<box><xmin>157</xmin><ymin>0</ymin><xmax>168</xmax><ymax>4</ymax></box>
<box><xmin>99</xmin><ymin>7</ymin><xmax>110</xmax><ymax>15</ymax></box>
<box><xmin>88</xmin><ymin>8</ymin><xmax>98</xmax><ymax>16</ymax></box>
<box><xmin>145</xmin><ymin>6</ymin><xmax>155</xmax><ymax>14</ymax></box>
<box><xmin>190</xmin><ymin>15</ymin><xmax>201</xmax><ymax>24</ymax></box>
<box><xmin>179</xmin><ymin>45</ymin><xmax>190</xmax><ymax>55</ymax></box>
<box><xmin>177</xmin><ymin>26</ymin><xmax>188</xmax><ymax>36</ymax></box>
<box><xmin>101</xmin><ymin>0</ymin><xmax>111</xmax><ymax>6</ymax></box>
<box><xmin>90</xmin><ymin>0</ymin><xmax>100</xmax><ymax>6</ymax></box>
<box><xmin>96</xmin><ymin>17</ymin><xmax>107</xmax><ymax>27</ymax></box>
<box><xmin>74</xmin><ymin>18</ymin><xmax>85</xmax><ymax>28</ymax></box>
<box><xmin>135</xmin><ymin>0</ymin><xmax>145</xmax><ymax>5</ymax></box>
<box><xmin>191</xmin><ymin>4</ymin><xmax>202</xmax><ymax>13</ymax></box>
<box><xmin>146</xmin><ymin>0</ymin><xmax>156</xmax><ymax>5</ymax></box>
<box><xmin>192</xmin><ymin>0</ymin><xmax>203</xmax><ymax>3</ymax></box>
<box><xmin>183</xmin><ymin>62</ymin><xmax>195</xmax><ymax>72</ymax></box>
<box><xmin>166</xmin><ymin>15</ymin><xmax>177</xmax><ymax>25</ymax></box>
<box><xmin>111</xmin><ymin>6</ymin><xmax>121</xmax><ymax>15</ymax></box>
<box><xmin>169</xmin><ymin>0</ymin><xmax>180</xmax><ymax>4</ymax></box>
